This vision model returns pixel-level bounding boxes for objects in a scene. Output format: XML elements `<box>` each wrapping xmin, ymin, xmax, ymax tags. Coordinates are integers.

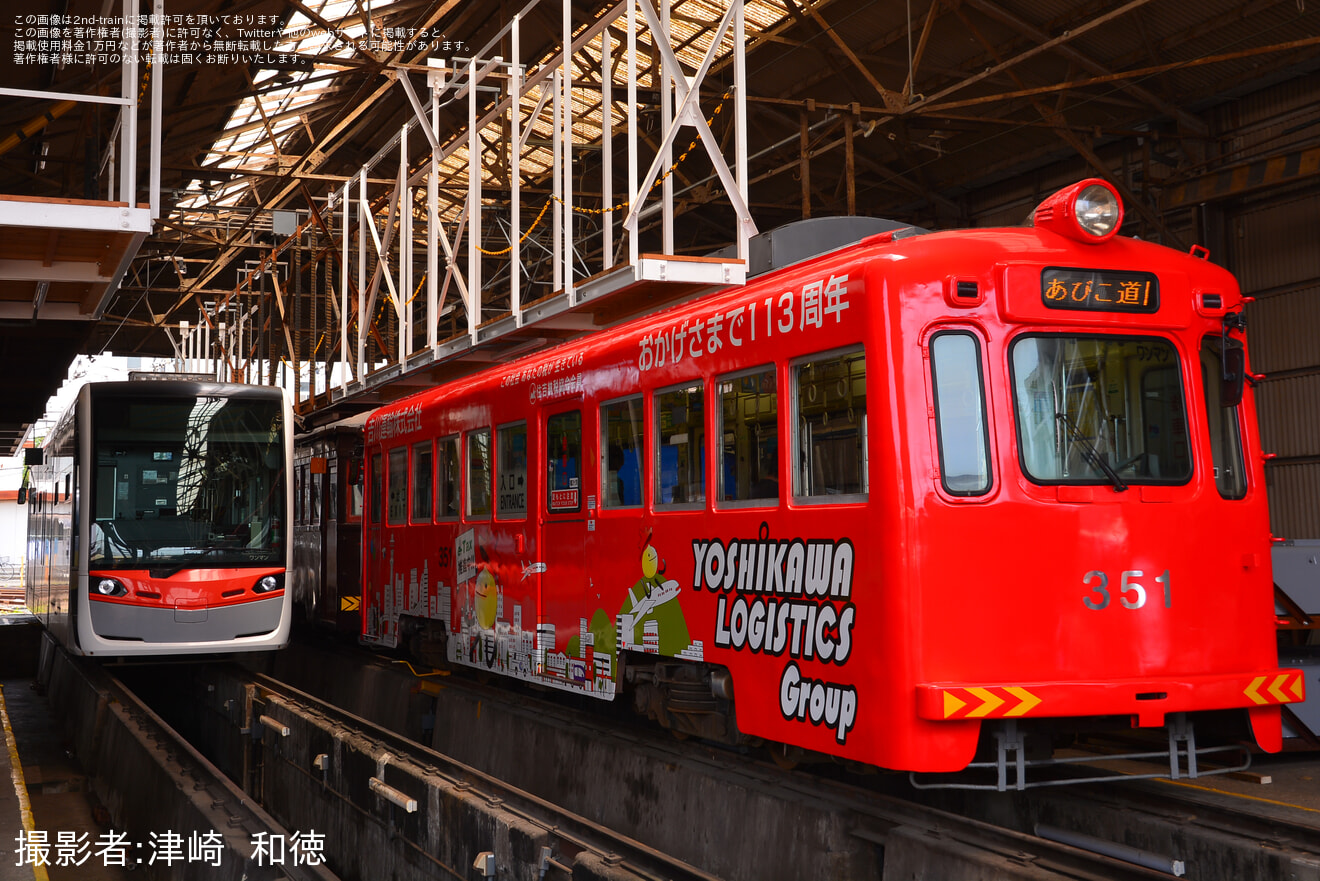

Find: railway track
<box><xmin>0</xmin><ymin>582</ymin><xmax>26</xmax><ymax>611</ymax></box>
<box><xmin>242</xmin><ymin>668</ymin><xmax>1222</xmax><ymax>881</ymax></box>
<box><xmin>936</xmin><ymin>767</ymin><xmax>1320</xmax><ymax>879</ymax></box>
<box><xmin>237</xmin><ymin>669</ymin><xmax>729</xmax><ymax>881</ymax></box>
<box><xmin>74</xmin><ymin>632</ymin><xmax>1317</xmax><ymax>880</ymax></box>
<box><xmin>345</xmin><ymin>638</ymin><xmax>1320</xmax><ymax>877</ymax></box>
<box><xmin>42</xmin><ymin>644</ymin><xmax>338</xmax><ymax>881</ymax></box>
<box><xmin>119</xmin><ymin>655</ymin><xmax>749</xmax><ymax>881</ymax></box>
<box><xmin>134</xmin><ymin>638</ymin><xmax>1316</xmax><ymax>880</ymax></box>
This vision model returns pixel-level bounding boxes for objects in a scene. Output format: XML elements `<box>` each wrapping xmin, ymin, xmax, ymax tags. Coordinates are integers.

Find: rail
<box><xmin>235</xmin><ymin>643</ymin><xmax>1221</xmax><ymax>880</ymax></box>
<box><xmin>41</xmin><ymin>641</ymin><xmax>338</xmax><ymax>881</ymax></box>
<box><xmin>84</xmin><ymin>637</ymin><xmax>1315</xmax><ymax>881</ymax></box>
<box><xmin>239</xmin><ymin>669</ymin><xmax>725</xmax><ymax>881</ymax></box>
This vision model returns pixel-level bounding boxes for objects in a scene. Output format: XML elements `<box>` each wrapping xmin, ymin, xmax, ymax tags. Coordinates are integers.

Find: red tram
<box><xmin>342</xmin><ymin>179</ymin><xmax>1299</xmax><ymax>787</ymax></box>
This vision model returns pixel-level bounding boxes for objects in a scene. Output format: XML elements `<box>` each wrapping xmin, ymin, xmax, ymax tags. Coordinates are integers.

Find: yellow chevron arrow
<box><xmin>966</xmin><ymin>687</ymin><xmax>1005</xmax><ymax>717</ymax></box>
<box><xmin>1003</xmin><ymin>686</ymin><xmax>1042</xmax><ymax>717</ymax></box>
<box><xmin>1268</xmin><ymin>674</ymin><xmax>1291</xmax><ymax>703</ymax></box>
<box><xmin>341</xmin><ymin>596</ymin><xmax>360</xmax><ymax>611</ymax></box>
<box><xmin>944</xmin><ymin>691</ymin><xmax>967</xmax><ymax>718</ymax></box>
<box><xmin>1289</xmin><ymin>674</ymin><xmax>1306</xmax><ymax>702</ymax></box>
<box><xmin>1244</xmin><ymin>675</ymin><xmax>1267</xmax><ymax>705</ymax></box>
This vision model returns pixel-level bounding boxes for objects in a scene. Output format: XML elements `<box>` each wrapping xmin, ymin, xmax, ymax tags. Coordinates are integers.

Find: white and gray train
<box><xmin>25</xmin><ymin>380</ymin><xmax>293</xmax><ymax>656</ymax></box>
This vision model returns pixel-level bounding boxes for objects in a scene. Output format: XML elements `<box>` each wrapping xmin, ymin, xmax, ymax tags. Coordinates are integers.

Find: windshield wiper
<box><xmin>149</xmin><ymin>548</ymin><xmax>224</xmax><ymax>579</ymax></box>
<box><xmin>1056</xmin><ymin>412</ymin><xmax>1128</xmax><ymax>493</ymax></box>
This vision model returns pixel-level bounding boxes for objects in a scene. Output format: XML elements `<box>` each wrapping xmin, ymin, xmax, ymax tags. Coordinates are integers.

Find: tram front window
<box><xmin>1010</xmin><ymin>335</ymin><xmax>1191</xmax><ymax>487</ymax></box>
<box><xmin>89</xmin><ymin>394</ymin><xmax>286</xmax><ymax>570</ymax></box>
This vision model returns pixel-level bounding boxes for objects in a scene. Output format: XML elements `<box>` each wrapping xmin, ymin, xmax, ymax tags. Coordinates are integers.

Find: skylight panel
<box><xmin>178</xmin><ymin>0</ymin><xmax>403</xmax><ymax>214</ymax></box>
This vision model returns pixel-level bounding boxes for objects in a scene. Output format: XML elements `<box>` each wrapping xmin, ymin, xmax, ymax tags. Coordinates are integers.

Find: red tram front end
<box><xmin>888</xmin><ymin>181</ymin><xmax>1297</xmax><ymax>783</ymax></box>
<box><xmin>357</xmin><ymin>179</ymin><xmax>1297</xmax><ymax>787</ymax></box>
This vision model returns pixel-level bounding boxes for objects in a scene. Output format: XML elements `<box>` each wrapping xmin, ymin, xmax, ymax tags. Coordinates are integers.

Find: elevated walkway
<box><xmin>0</xmin><ymin>0</ymin><xmax>161</xmax><ymax>453</ymax></box>
<box><xmin>0</xmin><ymin>196</ymin><xmax>150</xmax><ymax>324</ymax></box>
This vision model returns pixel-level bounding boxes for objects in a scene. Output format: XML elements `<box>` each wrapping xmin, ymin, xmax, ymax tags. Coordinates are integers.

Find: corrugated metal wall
<box><xmin>1236</xmin><ymin>193</ymin><xmax>1320</xmax><ymax>295</ymax></box>
<box><xmin>1265</xmin><ymin>463</ymin><xmax>1320</xmax><ymax>541</ymax></box>
<box><xmin>1247</xmin><ymin>284</ymin><xmax>1320</xmax><ymax>375</ymax></box>
<box><xmin>1217</xmin><ymin>76</ymin><xmax>1320</xmax><ymax>161</ymax></box>
<box><xmin>1239</xmin><ymin>190</ymin><xmax>1320</xmax><ymax>538</ymax></box>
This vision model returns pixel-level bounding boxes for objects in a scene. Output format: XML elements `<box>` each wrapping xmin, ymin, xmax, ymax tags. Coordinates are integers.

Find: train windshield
<box><xmin>1011</xmin><ymin>335</ymin><xmax>1191</xmax><ymax>487</ymax></box>
<box><xmin>89</xmin><ymin>394</ymin><xmax>286</xmax><ymax>571</ymax></box>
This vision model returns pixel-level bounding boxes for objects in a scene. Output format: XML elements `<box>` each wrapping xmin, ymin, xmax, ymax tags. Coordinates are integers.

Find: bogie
<box><xmin>624</xmin><ymin>657</ymin><xmax>741</xmax><ymax>745</ymax></box>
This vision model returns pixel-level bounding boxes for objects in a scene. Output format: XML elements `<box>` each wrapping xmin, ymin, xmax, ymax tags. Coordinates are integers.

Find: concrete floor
<box><xmin>0</xmin><ymin>619</ymin><xmax>131</xmax><ymax>881</ymax></box>
<box><xmin>1165</xmin><ymin>748</ymin><xmax>1320</xmax><ymax>816</ymax></box>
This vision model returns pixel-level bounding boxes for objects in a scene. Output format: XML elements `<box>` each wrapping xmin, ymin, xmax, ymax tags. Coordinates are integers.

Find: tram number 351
<box><xmin>1082</xmin><ymin>569</ymin><xmax>1172</xmax><ymax>611</ymax></box>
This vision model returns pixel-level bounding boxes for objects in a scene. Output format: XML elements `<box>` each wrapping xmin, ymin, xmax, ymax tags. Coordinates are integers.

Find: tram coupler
<box><xmin>1167</xmin><ymin>712</ymin><xmax>1198</xmax><ymax>779</ymax></box>
<box><xmin>995</xmin><ymin>720</ymin><xmax>1028</xmax><ymax>791</ymax></box>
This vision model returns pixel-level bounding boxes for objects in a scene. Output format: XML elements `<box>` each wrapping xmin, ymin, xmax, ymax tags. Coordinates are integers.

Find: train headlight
<box><xmin>1031</xmin><ymin>178</ymin><xmax>1123</xmax><ymax>244</ymax></box>
<box><xmin>95</xmin><ymin>578</ymin><xmax>126</xmax><ymax>597</ymax></box>
<box><xmin>253</xmin><ymin>574</ymin><xmax>284</xmax><ymax>594</ymax></box>
<box><xmin>1074</xmin><ymin>184</ymin><xmax>1120</xmax><ymax>237</ymax></box>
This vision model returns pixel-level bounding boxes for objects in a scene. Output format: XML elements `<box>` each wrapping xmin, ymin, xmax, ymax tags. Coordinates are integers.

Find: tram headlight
<box><xmin>253</xmin><ymin>574</ymin><xmax>284</xmax><ymax>594</ymax></box>
<box><xmin>95</xmin><ymin>578</ymin><xmax>126</xmax><ymax>597</ymax></box>
<box><xmin>1074</xmin><ymin>184</ymin><xmax>1120</xmax><ymax>237</ymax></box>
<box><xmin>1031</xmin><ymin>178</ymin><xmax>1124</xmax><ymax>244</ymax></box>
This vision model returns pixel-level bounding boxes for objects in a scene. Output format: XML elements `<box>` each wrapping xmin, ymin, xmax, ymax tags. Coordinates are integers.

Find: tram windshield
<box><xmin>89</xmin><ymin>394</ymin><xmax>286</xmax><ymax>571</ymax></box>
<box><xmin>1010</xmin><ymin>335</ymin><xmax>1191</xmax><ymax>487</ymax></box>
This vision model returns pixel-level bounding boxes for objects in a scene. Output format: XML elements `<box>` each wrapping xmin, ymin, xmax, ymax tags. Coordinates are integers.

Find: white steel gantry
<box><xmin>187</xmin><ymin>0</ymin><xmax>756</xmax><ymax>409</ymax></box>
<box><xmin>336</xmin><ymin>0</ymin><xmax>756</xmax><ymax>397</ymax></box>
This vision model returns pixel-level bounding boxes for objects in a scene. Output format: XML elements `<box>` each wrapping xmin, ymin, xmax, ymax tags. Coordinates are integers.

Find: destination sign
<box><xmin>1041</xmin><ymin>267</ymin><xmax>1159</xmax><ymax>314</ymax></box>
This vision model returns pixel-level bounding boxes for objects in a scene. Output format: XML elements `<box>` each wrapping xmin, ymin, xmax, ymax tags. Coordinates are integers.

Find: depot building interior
<box><xmin>2</xmin><ymin>0</ymin><xmax>1319</xmax><ymax>541</ymax></box>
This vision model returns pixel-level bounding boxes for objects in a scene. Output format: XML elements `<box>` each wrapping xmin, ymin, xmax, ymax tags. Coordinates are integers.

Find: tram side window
<box><xmin>387</xmin><ymin>448</ymin><xmax>408</xmax><ymax>525</ymax></box>
<box><xmin>497</xmin><ymin>423</ymin><xmax>528</xmax><ymax>518</ymax></box>
<box><xmin>720</xmin><ymin>366</ymin><xmax>779</xmax><ymax>503</ymax></box>
<box><xmin>294</xmin><ymin>464</ymin><xmax>304</xmax><ymax>524</ymax></box>
<box><xmin>307</xmin><ymin>464</ymin><xmax>317</xmax><ymax>523</ymax></box>
<box><xmin>656</xmin><ymin>383</ymin><xmax>705</xmax><ymax>506</ymax></box>
<box><xmin>369</xmin><ymin>452</ymin><xmax>382</xmax><ymax>524</ymax></box>
<box><xmin>1200</xmin><ymin>336</ymin><xmax>1247</xmax><ymax>500</ymax></box>
<box><xmin>601</xmin><ymin>396</ymin><xmax>643</xmax><ymax>508</ymax></box>
<box><xmin>547</xmin><ymin>412</ymin><xmax>582</xmax><ymax>513</ymax></box>
<box><xmin>327</xmin><ymin>460</ymin><xmax>338</xmax><ymax>522</ymax></box>
<box><xmin>346</xmin><ymin>454</ymin><xmax>363</xmax><ymax>521</ymax></box>
<box><xmin>412</xmin><ymin>441</ymin><xmax>433</xmax><ymax>521</ymax></box>
<box><xmin>467</xmin><ymin>429</ymin><xmax>492</xmax><ymax>518</ymax></box>
<box><xmin>794</xmin><ymin>349</ymin><xmax>867</xmax><ymax>499</ymax></box>
<box><xmin>436</xmin><ymin>436</ymin><xmax>460</xmax><ymax>519</ymax></box>
<box><xmin>930</xmin><ymin>333</ymin><xmax>991</xmax><ymax>496</ymax></box>
<box><xmin>310</xmin><ymin>467</ymin><xmax>321</xmax><ymax>525</ymax></box>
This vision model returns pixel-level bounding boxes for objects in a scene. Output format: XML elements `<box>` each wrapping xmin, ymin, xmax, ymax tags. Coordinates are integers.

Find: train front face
<box><xmin>902</xmin><ymin>181</ymin><xmax>1300</xmax><ymax>777</ymax></box>
<box><xmin>77</xmin><ymin>384</ymin><xmax>292</xmax><ymax>656</ymax></box>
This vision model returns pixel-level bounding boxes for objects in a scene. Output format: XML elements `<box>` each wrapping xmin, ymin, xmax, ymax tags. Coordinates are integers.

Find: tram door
<box><xmin>364</xmin><ymin>450</ymin><xmax>384</xmax><ymax>640</ymax></box>
<box><xmin>330</xmin><ymin>437</ymin><xmax>364</xmax><ymax>631</ymax></box>
<box><xmin>540</xmin><ymin>407</ymin><xmax>592</xmax><ymax>688</ymax></box>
